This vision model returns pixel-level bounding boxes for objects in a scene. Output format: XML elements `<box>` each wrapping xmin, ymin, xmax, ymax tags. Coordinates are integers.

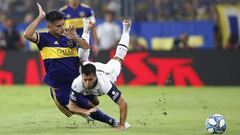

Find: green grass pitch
<box><xmin>0</xmin><ymin>86</ymin><xmax>239</xmax><ymax>135</ymax></box>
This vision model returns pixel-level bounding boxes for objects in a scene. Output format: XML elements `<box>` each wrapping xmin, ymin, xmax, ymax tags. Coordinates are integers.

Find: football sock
<box><xmin>76</xmin><ymin>95</ymin><xmax>115</xmax><ymax>126</ymax></box>
<box><xmin>115</xmin><ymin>33</ymin><xmax>130</xmax><ymax>60</ymax></box>
<box><xmin>90</xmin><ymin>108</ymin><xmax>115</xmax><ymax>126</ymax></box>
<box><xmin>81</xmin><ymin>32</ymin><xmax>90</xmax><ymax>44</ymax></box>
<box><xmin>82</xmin><ymin>18</ymin><xmax>90</xmax><ymax>44</ymax></box>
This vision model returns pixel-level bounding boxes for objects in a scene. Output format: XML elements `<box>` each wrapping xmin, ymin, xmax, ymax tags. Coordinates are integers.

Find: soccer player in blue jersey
<box><xmin>24</xmin><ymin>3</ymin><xmax>118</xmax><ymax>127</ymax></box>
<box><xmin>60</xmin><ymin>0</ymin><xmax>99</xmax><ymax>56</ymax></box>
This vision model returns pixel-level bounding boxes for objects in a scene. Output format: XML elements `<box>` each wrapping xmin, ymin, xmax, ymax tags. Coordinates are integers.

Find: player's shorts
<box><xmin>50</xmin><ymin>87</ymin><xmax>73</xmax><ymax>117</ymax></box>
<box><xmin>105</xmin><ymin>59</ymin><xmax>121</xmax><ymax>83</ymax></box>
<box><xmin>83</xmin><ymin>59</ymin><xmax>121</xmax><ymax>83</ymax></box>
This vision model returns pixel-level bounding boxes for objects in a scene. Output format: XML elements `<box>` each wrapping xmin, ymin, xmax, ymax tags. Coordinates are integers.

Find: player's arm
<box><xmin>24</xmin><ymin>3</ymin><xmax>45</xmax><ymax>43</ymax></box>
<box><xmin>68</xmin><ymin>86</ymin><xmax>96</xmax><ymax>116</ymax></box>
<box><xmin>69</xmin><ymin>77</ymin><xmax>97</xmax><ymax>116</ymax></box>
<box><xmin>74</xmin><ymin>37</ymin><xmax>89</xmax><ymax>50</ymax></box>
<box><xmin>116</xmin><ymin>96</ymin><xmax>128</xmax><ymax>129</ymax></box>
<box><xmin>107</xmin><ymin>84</ymin><xmax>127</xmax><ymax>129</ymax></box>
<box><xmin>64</xmin><ymin>24</ymin><xmax>89</xmax><ymax>50</ymax></box>
<box><xmin>68</xmin><ymin>100</ymin><xmax>96</xmax><ymax>116</ymax></box>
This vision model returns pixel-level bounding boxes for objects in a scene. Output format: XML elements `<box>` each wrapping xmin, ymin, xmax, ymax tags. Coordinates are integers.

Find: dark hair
<box><xmin>82</xmin><ymin>63</ymin><xmax>96</xmax><ymax>76</ymax></box>
<box><xmin>46</xmin><ymin>10</ymin><xmax>65</xmax><ymax>23</ymax></box>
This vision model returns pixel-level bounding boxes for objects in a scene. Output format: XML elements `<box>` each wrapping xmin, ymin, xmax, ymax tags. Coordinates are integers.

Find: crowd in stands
<box><xmin>0</xmin><ymin>0</ymin><xmax>240</xmax><ymax>50</ymax></box>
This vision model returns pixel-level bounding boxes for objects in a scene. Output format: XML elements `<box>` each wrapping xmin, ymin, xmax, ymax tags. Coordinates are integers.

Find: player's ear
<box><xmin>47</xmin><ymin>23</ymin><xmax>52</xmax><ymax>29</ymax></box>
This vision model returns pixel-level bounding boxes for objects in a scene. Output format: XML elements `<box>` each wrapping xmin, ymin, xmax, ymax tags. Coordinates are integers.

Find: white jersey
<box><xmin>79</xmin><ymin>60</ymin><xmax>121</xmax><ymax>83</ymax></box>
<box><xmin>71</xmin><ymin>71</ymin><xmax>112</xmax><ymax>96</ymax></box>
<box><xmin>71</xmin><ymin>60</ymin><xmax>122</xmax><ymax>102</ymax></box>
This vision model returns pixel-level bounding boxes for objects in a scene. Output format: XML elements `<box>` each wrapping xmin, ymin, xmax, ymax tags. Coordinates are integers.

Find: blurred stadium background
<box><xmin>0</xmin><ymin>0</ymin><xmax>240</xmax><ymax>135</ymax></box>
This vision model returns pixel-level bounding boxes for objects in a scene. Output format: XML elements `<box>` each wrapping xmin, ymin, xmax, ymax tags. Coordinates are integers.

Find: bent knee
<box><xmin>92</xmin><ymin>100</ymin><xmax>99</xmax><ymax>106</ymax></box>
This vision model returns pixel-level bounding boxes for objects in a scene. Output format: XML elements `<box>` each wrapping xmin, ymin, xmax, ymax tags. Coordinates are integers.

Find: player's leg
<box><xmin>114</xmin><ymin>20</ymin><xmax>131</xmax><ymax>63</ymax></box>
<box><xmin>78</xmin><ymin>48</ymin><xmax>90</xmax><ymax>62</ymax></box>
<box><xmin>85</xmin><ymin>94</ymin><xmax>99</xmax><ymax>106</ymax></box>
<box><xmin>50</xmin><ymin>87</ymin><xmax>73</xmax><ymax>117</ymax></box>
<box><xmin>78</xmin><ymin>18</ymin><xmax>91</xmax><ymax>63</ymax></box>
<box><xmin>78</xmin><ymin>18</ymin><xmax>91</xmax><ymax>73</ymax></box>
<box><xmin>106</xmin><ymin>59</ymin><xmax>121</xmax><ymax>83</ymax></box>
<box><xmin>76</xmin><ymin>94</ymin><xmax>117</xmax><ymax>126</ymax></box>
<box><xmin>105</xmin><ymin>20</ymin><xmax>131</xmax><ymax>83</ymax></box>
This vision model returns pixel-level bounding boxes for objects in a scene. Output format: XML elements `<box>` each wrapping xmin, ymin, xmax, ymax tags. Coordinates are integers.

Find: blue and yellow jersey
<box><xmin>36</xmin><ymin>32</ymin><xmax>80</xmax><ymax>88</ymax></box>
<box><xmin>60</xmin><ymin>4</ymin><xmax>96</xmax><ymax>36</ymax></box>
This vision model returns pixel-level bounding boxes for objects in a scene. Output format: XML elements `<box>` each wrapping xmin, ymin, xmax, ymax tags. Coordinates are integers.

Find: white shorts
<box><xmin>106</xmin><ymin>59</ymin><xmax>121</xmax><ymax>83</ymax></box>
<box><xmin>82</xmin><ymin>59</ymin><xmax>121</xmax><ymax>83</ymax></box>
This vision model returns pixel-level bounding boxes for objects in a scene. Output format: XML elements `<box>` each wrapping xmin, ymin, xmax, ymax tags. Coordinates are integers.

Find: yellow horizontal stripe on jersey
<box><xmin>65</xmin><ymin>18</ymin><xmax>83</xmax><ymax>29</ymax></box>
<box><xmin>40</xmin><ymin>47</ymin><xmax>78</xmax><ymax>60</ymax></box>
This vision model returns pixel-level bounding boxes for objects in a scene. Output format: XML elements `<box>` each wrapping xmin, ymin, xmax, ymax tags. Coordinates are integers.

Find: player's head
<box><xmin>82</xmin><ymin>63</ymin><xmax>97</xmax><ymax>89</ymax></box>
<box><xmin>46</xmin><ymin>10</ymin><xmax>65</xmax><ymax>37</ymax></box>
<box><xmin>68</xmin><ymin>0</ymin><xmax>80</xmax><ymax>6</ymax></box>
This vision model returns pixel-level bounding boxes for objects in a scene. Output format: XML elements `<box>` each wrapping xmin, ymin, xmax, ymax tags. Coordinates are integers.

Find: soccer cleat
<box><xmin>113</xmin><ymin>120</ymin><xmax>131</xmax><ymax>129</ymax></box>
<box><xmin>122</xmin><ymin>20</ymin><xmax>131</xmax><ymax>33</ymax></box>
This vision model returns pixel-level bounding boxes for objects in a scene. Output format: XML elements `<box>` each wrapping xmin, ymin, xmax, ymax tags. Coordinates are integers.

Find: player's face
<box><xmin>69</xmin><ymin>0</ymin><xmax>79</xmax><ymax>5</ymax></box>
<box><xmin>48</xmin><ymin>19</ymin><xmax>65</xmax><ymax>37</ymax></box>
<box><xmin>82</xmin><ymin>73</ymin><xmax>97</xmax><ymax>89</ymax></box>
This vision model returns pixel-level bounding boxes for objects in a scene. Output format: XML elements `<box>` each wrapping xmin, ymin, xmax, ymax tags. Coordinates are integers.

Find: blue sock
<box><xmin>76</xmin><ymin>95</ymin><xmax>115</xmax><ymax>126</ymax></box>
<box><xmin>90</xmin><ymin>108</ymin><xmax>115</xmax><ymax>126</ymax></box>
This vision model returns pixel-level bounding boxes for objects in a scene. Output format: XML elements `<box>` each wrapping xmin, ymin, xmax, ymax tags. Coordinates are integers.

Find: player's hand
<box><xmin>114</xmin><ymin>125</ymin><xmax>125</xmax><ymax>131</ymax></box>
<box><xmin>85</xmin><ymin>107</ymin><xmax>97</xmax><ymax>115</ymax></box>
<box><xmin>63</xmin><ymin>25</ymin><xmax>79</xmax><ymax>40</ymax></box>
<box><xmin>37</xmin><ymin>2</ymin><xmax>46</xmax><ymax>20</ymax></box>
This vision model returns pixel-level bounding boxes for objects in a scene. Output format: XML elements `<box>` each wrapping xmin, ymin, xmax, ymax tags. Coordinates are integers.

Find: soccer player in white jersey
<box><xmin>69</xmin><ymin>20</ymin><xmax>131</xmax><ymax>130</ymax></box>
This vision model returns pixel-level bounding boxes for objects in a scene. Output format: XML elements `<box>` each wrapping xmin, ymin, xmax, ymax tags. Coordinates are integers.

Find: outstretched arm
<box><xmin>116</xmin><ymin>96</ymin><xmax>128</xmax><ymax>129</ymax></box>
<box><xmin>107</xmin><ymin>84</ymin><xmax>128</xmax><ymax>129</ymax></box>
<box><xmin>68</xmin><ymin>100</ymin><xmax>96</xmax><ymax>116</ymax></box>
<box><xmin>24</xmin><ymin>2</ymin><xmax>45</xmax><ymax>43</ymax></box>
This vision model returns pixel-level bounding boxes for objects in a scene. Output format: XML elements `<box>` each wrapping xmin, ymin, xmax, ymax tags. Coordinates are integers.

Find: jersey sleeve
<box><xmin>107</xmin><ymin>83</ymin><xmax>122</xmax><ymax>103</ymax></box>
<box><xmin>36</xmin><ymin>32</ymin><xmax>47</xmax><ymax>50</ymax></box>
<box><xmin>70</xmin><ymin>89</ymin><xmax>79</xmax><ymax>102</ymax></box>
<box><xmin>98</xmin><ymin>74</ymin><xmax>112</xmax><ymax>95</ymax></box>
<box><xmin>70</xmin><ymin>76</ymin><xmax>83</xmax><ymax>102</ymax></box>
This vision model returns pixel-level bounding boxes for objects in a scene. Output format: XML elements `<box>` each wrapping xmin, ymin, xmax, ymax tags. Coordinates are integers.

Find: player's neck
<box><xmin>49</xmin><ymin>31</ymin><xmax>61</xmax><ymax>39</ymax></box>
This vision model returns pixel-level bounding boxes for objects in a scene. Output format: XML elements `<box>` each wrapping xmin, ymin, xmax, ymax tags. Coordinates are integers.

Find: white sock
<box><xmin>115</xmin><ymin>33</ymin><xmax>130</xmax><ymax>60</ymax></box>
<box><xmin>81</xmin><ymin>32</ymin><xmax>90</xmax><ymax>44</ymax></box>
<box><xmin>119</xmin><ymin>33</ymin><xmax>130</xmax><ymax>48</ymax></box>
<box><xmin>78</xmin><ymin>48</ymin><xmax>90</xmax><ymax>61</ymax></box>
